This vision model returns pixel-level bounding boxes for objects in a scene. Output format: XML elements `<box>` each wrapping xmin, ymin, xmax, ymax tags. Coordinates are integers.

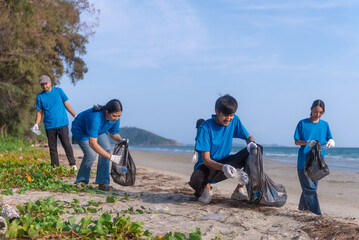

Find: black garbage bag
<box><xmin>245</xmin><ymin>146</ymin><xmax>287</xmax><ymax>207</ymax></box>
<box><xmin>110</xmin><ymin>139</ymin><xmax>136</xmax><ymax>186</ymax></box>
<box><xmin>305</xmin><ymin>141</ymin><xmax>329</xmax><ymax>182</ymax></box>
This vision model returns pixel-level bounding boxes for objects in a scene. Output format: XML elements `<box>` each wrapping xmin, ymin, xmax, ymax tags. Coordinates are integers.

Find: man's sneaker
<box><xmin>231</xmin><ymin>187</ymin><xmax>248</xmax><ymax>201</ymax></box>
<box><xmin>70</xmin><ymin>165</ymin><xmax>78</xmax><ymax>171</ymax></box>
<box><xmin>198</xmin><ymin>188</ymin><xmax>211</xmax><ymax>204</ymax></box>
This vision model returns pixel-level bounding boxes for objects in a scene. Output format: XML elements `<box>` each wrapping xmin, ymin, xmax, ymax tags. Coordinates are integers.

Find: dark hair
<box><xmin>215</xmin><ymin>94</ymin><xmax>238</xmax><ymax>115</ymax></box>
<box><xmin>196</xmin><ymin>119</ymin><xmax>205</xmax><ymax>128</ymax></box>
<box><xmin>93</xmin><ymin>99</ymin><xmax>123</xmax><ymax>113</ymax></box>
<box><xmin>310</xmin><ymin>99</ymin><xmax>325</xmax><ymax>116</ymax></box>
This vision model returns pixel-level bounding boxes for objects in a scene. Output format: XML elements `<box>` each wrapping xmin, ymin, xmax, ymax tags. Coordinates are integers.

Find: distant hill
<box><xmin>120</xmin><ymin>127</ymin><xmax>179</xmax><ymax>146</ymax></box>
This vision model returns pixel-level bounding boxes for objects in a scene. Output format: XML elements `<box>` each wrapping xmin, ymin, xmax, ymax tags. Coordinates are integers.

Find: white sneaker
<box><xmin>198</xmin><ymin>188</ymin><xmax>211</xmax><ymax>204</ymax></box>
<box><xmin>71</xmin><ymin>165</ymin><xmax>78</xmax><ymax>171</ymax></box>
<box><xmin>231</xmin><ymin>187</ymin><xmax>248</xmax><ymax>201</ymax></box>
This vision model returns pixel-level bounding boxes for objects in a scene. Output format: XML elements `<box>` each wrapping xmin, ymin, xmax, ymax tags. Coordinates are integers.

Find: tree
<box><xmin>0</xmin><ymin>0</ymin><xmax>98</xmax><ymax>137</ymax></box>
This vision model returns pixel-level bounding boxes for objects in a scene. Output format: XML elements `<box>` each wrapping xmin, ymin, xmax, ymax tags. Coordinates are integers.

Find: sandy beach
<box><xmin>2</xmin><ymin>146</ymin><xmax>359</xmax><ymax>239</ymax></box>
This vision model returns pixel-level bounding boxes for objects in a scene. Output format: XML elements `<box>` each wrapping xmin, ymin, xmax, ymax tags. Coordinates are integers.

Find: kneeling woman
<box><xmin>72</xmin><ymin>99</ymin><xmax>124</xmax><ymax>191</ymax></box>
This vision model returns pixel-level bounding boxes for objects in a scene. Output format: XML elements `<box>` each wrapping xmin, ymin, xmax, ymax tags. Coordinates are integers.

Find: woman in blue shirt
<box><xmin>72</xmin><ymin>99</ymin><xmax>124</xmax><ymax>191</ymax></box>
<box><xmin>294</xmin><ymin>99</ymin><xmax>335</xmax><ymax>215</ymax></box>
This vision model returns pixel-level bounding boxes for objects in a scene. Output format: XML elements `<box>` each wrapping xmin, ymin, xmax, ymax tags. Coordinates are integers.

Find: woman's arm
<box><xmin>89</xmin><ymin>137</ymin><xmax>112</xmax><ymax>160</ymax></box>
<box><xmin>109</xmin><ymin>133</ymin><xmax>122</xmax><ymax>142</ymax></box>
<box><xmin>295</xmin><ymin>139</ymin><xmax>308</xmax><ymax>146</ymax></box>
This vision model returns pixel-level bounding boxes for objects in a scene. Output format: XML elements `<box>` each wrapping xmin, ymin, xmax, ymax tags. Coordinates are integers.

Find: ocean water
<box><xmin>130</xmin><ymin>145</ymin><xmax>359</xmax><ymax>172</ymax></box>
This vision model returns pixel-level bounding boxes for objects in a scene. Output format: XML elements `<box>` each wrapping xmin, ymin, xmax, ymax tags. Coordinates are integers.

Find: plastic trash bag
<box><xmin>305</xmin><ymin>141</ymin><xmax>329</xmax><ymax>182</ymax></box>
<box><xmin>245</xmin><ymin>146</ymin><xmax>287</xmax><ymax>207</ymax></box>
<box><xmin>110</xmin><ymin>139</ymin><xmax>136</xmax><ymax>186</ymax></box>
<box><xmin>235</xmin><ymin>168</ymin><xmax>249</xmax><ymax>185</ymax></box>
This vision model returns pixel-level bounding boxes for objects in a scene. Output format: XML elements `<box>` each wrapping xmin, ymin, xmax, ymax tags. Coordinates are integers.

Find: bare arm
<box><xmin>35</xmin><ymin>110</ymin><xmax>42</xmax><ymax>124</ymax></box>
<box><xmin>64</xmin><ymin>101</ymin><xmax>76</xmax><ymax>117</ymax></box>
<box><xmin>109</xmin><ymin>133</ymin><xmax>122</xmax><ymax>142</ymax></box>
<box><xmin>246</xmin><ymin>135</ymin><xmax>255</xmax><ymax>144</ymax></box>
<box><xmin>89</xmin><ymin>137</ymin><xmax>112</xmax><ymax>160</ymax></box>
<box><xmin>295</xmin><ymin>139</ymin><xmax>308</xmax><ymax>146</ymax></box>
<box><xmin>201</xmin><ymin>151</ymin><xmax>224</xmax><ymax>170</ymax></box>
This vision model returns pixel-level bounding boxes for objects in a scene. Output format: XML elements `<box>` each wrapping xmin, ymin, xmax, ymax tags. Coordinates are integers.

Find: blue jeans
<box><xmin>75</xmin><ymin>133</ymin><xmax>111</xmax><ymax>185</ymax></box>
<box><xmin>297</xmin><ymin>169</ymin><xmax>321</xmax><ymax>215</ymax></box>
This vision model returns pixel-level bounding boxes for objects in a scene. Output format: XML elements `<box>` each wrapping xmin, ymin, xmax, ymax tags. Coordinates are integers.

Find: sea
<box><xmin>130</xmin><ymin>145</ymin><xmax>359</xmax><ymax>173</ymax></box>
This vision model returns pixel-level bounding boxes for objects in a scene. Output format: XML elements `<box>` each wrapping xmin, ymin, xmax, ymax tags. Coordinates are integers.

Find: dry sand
<box><xmin>2</xmin><ymin>146</ymin><xmax>359</xmax><ymax>239</ymax></box>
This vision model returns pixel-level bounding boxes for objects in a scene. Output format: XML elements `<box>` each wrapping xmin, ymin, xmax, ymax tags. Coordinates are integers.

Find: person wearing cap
<box><xmin>31</xmin><ymin>75</ymin><xmax>77</xmax><ymax>170</ymax></box>
<box><xmin>189</xmin><ymin>94</ymin><xmax>258</xmax><ymax>204</ymax></box>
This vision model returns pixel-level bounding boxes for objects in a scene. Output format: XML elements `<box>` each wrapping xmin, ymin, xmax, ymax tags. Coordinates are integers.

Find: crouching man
<box><xmin>189</xmin><ymin>94</ymin><xmax>257</xmax><ymax>204</ymax></box>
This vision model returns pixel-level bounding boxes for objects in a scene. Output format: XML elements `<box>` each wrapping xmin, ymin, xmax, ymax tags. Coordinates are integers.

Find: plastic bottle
<box><xmin>117</xmin><ymin>166</ymin><xmax>127</xmax><ymax>174</ymax></box>
<box><xmin>236</xmin><ymin>168</ymin><xmax>249</xmax><ymax>185</ymax></box>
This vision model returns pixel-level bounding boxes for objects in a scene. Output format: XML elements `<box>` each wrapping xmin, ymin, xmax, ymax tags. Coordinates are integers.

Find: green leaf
<box><xmin>80</xmin><ymin>215</ymin><xmax>93</xmax><ymax>229</ymax></box>
<box><xmin>106</xmin><ymin>196</ymin><xmax>117</xmax><ymax>203</ymax></box>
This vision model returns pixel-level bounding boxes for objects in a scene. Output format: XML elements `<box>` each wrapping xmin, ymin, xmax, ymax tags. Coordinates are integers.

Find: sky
<box><xmin>59</xmin><ymin>0</ymin><xmax>359</xmax><ymax>147</ymax></box>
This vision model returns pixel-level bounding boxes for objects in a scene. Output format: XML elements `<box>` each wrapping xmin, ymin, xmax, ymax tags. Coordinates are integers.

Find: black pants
<box><xmin>45</xmin><ymin>125</ymin><xmax>76</xmax><ymax>167</ymax></box>
<box><xmin>189</xmin><ymin>148</ymin><xmax>249</xmax><ymax>198</ymax></box>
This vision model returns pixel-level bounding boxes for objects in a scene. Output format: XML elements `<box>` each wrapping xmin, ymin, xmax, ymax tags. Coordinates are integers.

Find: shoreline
<box><xmin>67</xmin><ymin>146</ymin><xmax>359</xmax><ymax>219</ymax></box>
<box><xmin>129</xmin><ymin>150</ymin><xmax>359</xmax><ymax>219</ymax></box>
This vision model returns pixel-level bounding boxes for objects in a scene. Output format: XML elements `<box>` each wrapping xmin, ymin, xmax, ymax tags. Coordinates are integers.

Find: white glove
<box><xmin>110</xmin><ymin>155</ymin><xmax>123</xmax><ymax>165</ymax></box>
<box><xmin>247</xmin><ymin>142</ymin><xmax>257</xmax><ymax>152</ymax></box>
<box><xmin>307</xmin><ymin>140</ymin><xmax>317</xmax><ymax>148</ymax></box>
<box><xmin>191</xmin><ymin>153</ymin><xmax>197</xmax><ymax>163</ymax></box>
<box><xmin>31</xmin><ymin>124</ymin><xmax>41</xmax><ymax>135</ymax></box>
<box><xmin>222</xmin><ymin>164</ymin><xmax>236</xmax><ymax>178</ymax></box>
<box><xmin>325</xmin><ymin>139</ymin><xmax>335</xmax><ymax>149</ymax></box>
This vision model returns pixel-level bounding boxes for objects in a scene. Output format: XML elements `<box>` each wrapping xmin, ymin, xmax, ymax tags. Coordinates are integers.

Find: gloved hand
<box><xmin>247</xmin><ymin>142</ymin><xmax>257</xmax><ymax>152</ymax></box>
<box><xmin>191</xmin><ymin>153</ymin><xmax>197</xmax><ymax>163</ymax></box>
<box><xmin>110</xmin><ymin>155</ymin><xmax>123</xmax><ymax>165</ymax></box>
<box><xmin>307</xmin><ymin>140</ymin><xmax>317</xmax><ymax>148</ymax></box>
<box><xmin>325</xmin><ymin>139</ymin><xmax>335</xmax><ymax>149</ymax></box>
<box><xmin>31</xmin><ymin>124</ymin><xmax>41</xmax><ymax>135</ymax></box>
<box><xmin>222</xmin><ymin>164</ymin><xmax>236</xmax><ymax>178</ymax></box>
<box><xmin>120</xmin><ymin>138</ymin><xmax>128</xmax><ymax>143</ymax></box>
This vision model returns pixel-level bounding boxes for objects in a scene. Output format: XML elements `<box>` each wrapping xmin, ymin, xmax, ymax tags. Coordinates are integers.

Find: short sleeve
<box><xmin>36</xmin><ymin>95</ymin><xmax>42</xmax><ymax>110</ymax></box>
<box><xmin>294</xmin><ymin>121</ymin><xmax>302</xmax><ymax>140</ymax></box>
<box><xmin>326</xmin><ymin>123</ymin><xmax>333</xmax><ymax>141</ymax></box>
<box><xmin>58</xmin><ymin>88</ymin><xmax>69</xmax><ymax>102</ymax></box>
<box><xmin>195</xmin><ymin>126</ymin><xmax>211</xmax><ymax>152</ymax></box>
<box><xmin>108</xmin><ymin>119</ymin><xmax>121</xmax><ymax>135</ymax></box>
<box><xmin>86</xmin><ymin>113</ymin><xmax>101</xmax><ymax>138</ymax></box>
<box><xmin>233</xmin><ymin>116</ymin><xmax>249</xmax><ymax>140</ymax></box>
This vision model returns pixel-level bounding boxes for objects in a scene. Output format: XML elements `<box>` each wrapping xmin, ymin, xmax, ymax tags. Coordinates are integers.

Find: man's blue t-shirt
<box><xmin>294</xmin><ymin>118</ymin><xmax>333</xmax><ymax>170</ymax></box>
<box><xmin>71</xmin><ymin>108</ymin><xmax>121</xmax><ymax>142</ymax></box>
<box><xmin>36</xmin><ymin>87</ymin><xmax>69</xmax><ymax>129</ymax></box>
<box><xmin>194</xmin><ymin>114</ymin><xmax>250</xmax><ymax>170</ymax></box>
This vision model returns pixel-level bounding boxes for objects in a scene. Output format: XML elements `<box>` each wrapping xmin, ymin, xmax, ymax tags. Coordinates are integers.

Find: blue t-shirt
<box><xmin>36</xmin><ymin>87</ymin><xmax>69</xmax><ymax>129</ymax></box>
<box><xmin>194</xmin><ymin>114</ymin><xmax>250</xmax><ymax>169</ymax></box>
<box><xmin>71</xmin><ymin>108</ymin><xmax>121</xmax><ymax>142</ymax></box>
<box><xmin>294</xmin><ymin>118</ymin><xmax>333</xmax><ymax>170</ymax></box>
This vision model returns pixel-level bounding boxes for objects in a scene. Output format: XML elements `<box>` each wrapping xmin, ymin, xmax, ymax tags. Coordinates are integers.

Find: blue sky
<box><xmin>59</xmin><ymin>0</ymin><xmax>359</xmax><ymax>147</ymax></box>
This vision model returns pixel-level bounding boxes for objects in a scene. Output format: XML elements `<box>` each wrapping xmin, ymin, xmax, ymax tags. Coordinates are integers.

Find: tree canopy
<box><xmin>0</xmin><ymin>0</ymin><xmax>98</xmax><ymax>137</ymax></box>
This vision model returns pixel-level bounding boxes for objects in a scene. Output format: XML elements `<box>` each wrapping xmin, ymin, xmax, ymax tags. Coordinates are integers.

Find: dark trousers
<box><xmin>189</xmin><ymin>148</ymin><xmax>249</xmax><ymax>198</ymax></box>
<box><xmin>45</xmin><ymin>125</ymin><xmax>76</xmax><ymax>167</ymax></box>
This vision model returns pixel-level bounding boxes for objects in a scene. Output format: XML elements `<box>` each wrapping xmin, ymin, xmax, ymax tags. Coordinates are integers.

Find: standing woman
<box><xmin>294</xmin><ymin>99</ymin><xmax>335</xmax><ymax>215</ymax></box>
<box><xmin>72</xmin><ymin>99</ymin><xmax>124</xmax><ymax>191</ymax></box>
